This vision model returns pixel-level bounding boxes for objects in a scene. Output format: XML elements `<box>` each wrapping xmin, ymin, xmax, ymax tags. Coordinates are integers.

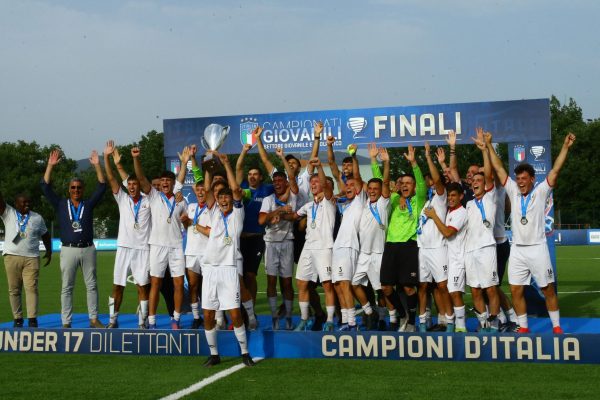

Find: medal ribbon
<box><xmin>369</xmin><ymin>201</ymin><xmax>383</xmax><ymax>226</ymax></box>
<box><xmin>131</xmin><ymin>196</ymin><xmax>142</xmax><ymax>224</ymax></box>
<box><xmin>68</xmin><ymin>200</ymin><xmax>85</xmax><ymax>225</ymax></box>
<box><xmin>15</xmin><ymin>211</ymin><xmax>30</xmax><ymax>235</ymax></box>
<box><xmin>193</xmin><ymin>203</ymin><xmax>207</xmax><ymax>226</ymax></box>
<box><xmin>159</xmin><ymin>193</ymin><xmax>176</xmax><ymax>221</ymax></box>
<box><xmin>520</xmin><ymin>185</ymin><xmax>537</xmax><ymax>222</ymax></box>
<box><xmin>221</xmin><ymin>211</ymin><xmax>231</xmax><ymax>239</ymax></box>
<box><xmin>311</xmin><ymin>201</ymin><xmax>319</xmax><ymax>225</ymax></box>
<box><xmin>474</xmin><ymin>196</ymin><xmax>487</xmax><ymax>224</ymax></box>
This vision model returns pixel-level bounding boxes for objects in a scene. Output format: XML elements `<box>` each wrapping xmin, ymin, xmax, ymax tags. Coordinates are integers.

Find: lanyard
<box><xmin>520</xmin><ymin>185</ymin><xmax>537</xmax><ymax>220</ymax></box>
<box><xmin>68</xmin><ymin>200</ymin><xmax>84</xmax><ymax>223</ymax></box>
<box><xmin>311</xmin><ymin>201</ymin><xmax>319</xmax><ymax>224</ymax></box>
<box><xmin>337</xmin><ymin>200</ymin><xmax>349</xmax><ymax>216</ymax></box>
<box><xmin>159</xmin><ymin>192</ymin><xmax>176</xmax><ymax>220</ymax></box>
<box><xmin>405</xmin><ymin>197</ymin><xmax>413</xmax><ymax>217</ymax></box>
<box><xmin>15</xmin><ymin>211</ymin><xmax>31</xmax><ymax>234</ymax></box>
<box><xmin>474</xmin><ymin>196</ymin><xmax>487</xmax><ymax>223</ymax></box>
<box><xmin>369</xmin><ymin>201</ymin><xmax>383</xmax><ymax>225</ymax></box>
<box><xmin>194</xmin><ymin>203</ymin><xmax>207</xmax><ymax>225</ymax></box>
<box><xmin>221</xmin><ymin>211</ymin><xmax>231</xmax><ymax>239</ymax></box>
<box><xmin>274</xmin><ymin>197</ymin><xmax>287</xmax><ymax>207</ymax></box>
<box><xmin>130</xmin><ymin>196</ymin><xmax>142</xmax><ymax>223</ymax></box>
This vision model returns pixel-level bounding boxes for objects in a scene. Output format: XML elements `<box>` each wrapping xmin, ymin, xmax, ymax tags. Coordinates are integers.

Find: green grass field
<box><xmin>0</xmin><ymin>245</ymin><xmax>599</xmax><ymax>399</ymax></box>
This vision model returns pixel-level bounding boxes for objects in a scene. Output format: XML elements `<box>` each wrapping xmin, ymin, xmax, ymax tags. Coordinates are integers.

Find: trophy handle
<box><xmin>222</xmin><ymin>125</ymin><xmax>230</xmax><ymax>138</ymax></box>
<box><xmin>200</xmin><ymin>136</ymin><xmax>210</xmax><ymax>150</ymax></box>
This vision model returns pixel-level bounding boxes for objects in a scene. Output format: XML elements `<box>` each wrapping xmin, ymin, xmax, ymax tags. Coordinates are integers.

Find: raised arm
<box><xmin>189</xmin><ymin>144</ymin><xmax>204</xmax><ymax>184</ymax></box>
<box><xmin>219</xmin><ymin>152</ymin><xmax>243</xmax><ymax>201</ymax></box>
<box><xmin>112</xmin><ymin>148</ymin><xmax>129</xmax><ymax>182</ymax></box>
<box><xmin>326</xmin><ymin>135</ymin><xmax>344</xmax><ymax>191</ymax></box>
<box><xmin>349</xmin><ymin>144</ymin><xmax>363</xmax><ymax>189</ymax></box>
<box><xmin>236</xmin><ymin>144</ymin><xmax>251</xmax><ymax>185</ymax></box>
<box><xmin>446</xmin><ymin>130</ymin><xmax>461</xmax><ymax>180</ymax></box>
<box><xmin>307</xmin><ymin>121</ymin><xmax>323</xmax><ymax>175</ymax></box>
<box><xmin>253</xmin><ymin>126</ymin><xmax>275</xmax><ymax>176</ymax></box>
<box><xmin>89</xmin><ymin>150</ymin><xmax>105</xmax><ymax>184</ymax></box>
<box><xmin>368</xmin><ymin>143</ymin><xmax>383</xmax><ymax>180</ymax></box>
<box><xmin>103</xmin><ymin>140</ymin><xmax>121</xmax><ymax>194</ymax></box>
<box><xmin>379</xmin><ymin>147</ymin><xmax>391</xmax><ymax>198</ymax></box>
<box><xmin>547</xmin><ymin>133</ymin><xmax>576</xmax><ymax>187</ymax></box>
<box><xmin>472</xmin><ymin>128</ymin><xmax>493</xmax><ymax>189</ymax></box>
<box><xmin>311</xmin><ymin>157</ymin><xmax>332</xmax><ymax>200</ymax></box>
<box><xmin>484</xmin><ymin>132</ymin><xmax>508</xmax><ymax>185</ymax></box>
<box><xmin>132</xmin><ymin>147</ymin><xmax>151</xmax><ymax>194</ymax></box>
<box><xmin>176</xmin><ymin>146</ymin><xmax>191</xmax><ymax>184</ymax></box>
<box><xmin>43</xmin><ymin>149</ymin><xmax>62</xmax><ymax>184</ymax></box>
<box><xmin>276</xmin><ymin>147</ymin><xmax>299</xmax><ymax>194</ymax></box>
<box><xmin>424</xmin><ymin>141</ymin><xmax>444</xmax><ymax>195</ymax></box>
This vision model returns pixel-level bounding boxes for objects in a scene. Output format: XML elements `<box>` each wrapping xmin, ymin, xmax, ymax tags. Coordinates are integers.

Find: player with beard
<box><xmin>380</xmin><ymin>145</ymin><xmax>427</xmax><ymax>332</ymax></box>
<box><xmin>331</xmin><ymin>144</ymin><xmax>367</xmax><ymax>331</ymax></box>
<box><xmin>463</xmin><ymin>129</ymin><xmax>500</xmax><ymax>332</ymax></box>
<box><xmin>133</xmin><ymin>146</ymin><xmax>189</xmax><ymax>329</ymax></box>
<box><xmin>487</xmin><ymin>131</ymin><xmax>576</xmax><ymax>333</ymax></box>
<box><xmin>103</xmin><ymin>141</ymin><xmax>152</xmax><ymax>329</ymax></box>
<box><xmin>258</xmin><ymin>147</ymin><xmax>299</xmax><ymax>330</ymax></box>
<box><xmin>294</xmin><ymin>157</ymin><xmax>337</xmax><ymax>331</ymax></box>
<box><xmin>198</xmin><ymin>153</ymin><xmax>255</xmax><ymax>367</ymax></box>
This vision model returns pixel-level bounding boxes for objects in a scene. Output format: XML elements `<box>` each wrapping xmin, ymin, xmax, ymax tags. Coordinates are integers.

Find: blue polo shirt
<box><xmin>240</xmin><ymin>181</ymin><xmax>274</xmax><ymax>234</ymax></box>
<box><xmin>40</xmin><ymin>180</ymin><xmax>106</xmax><ymax>245</ymax></box>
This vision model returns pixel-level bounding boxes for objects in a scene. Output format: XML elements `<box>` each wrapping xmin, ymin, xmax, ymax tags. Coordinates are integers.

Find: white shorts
<box><xmin>201</xmin><ymin>266</ymin><xmax>240</xmax><ymax>311</ymax></box>
<box><xmin>448</xmin><ymin>261</ymin><xmax>465</xmax><ymax>293</ymax></box>
<box><xmin>418</xmin><ymin>246</ymin><xmax>448</xmax><ymax>284</ymax></box>
<box><xmin>296</xmin><ymin>248</ymin><xmax>332</xmax><ymax>282</ymax></box>
<box><xmin>265</xmin><ymin>240</ymin><xmax>294</xmax><ymax>278</ymax></box>
<box><xmin>332</xmin><ymin>247</ymin><xmax>358</xmax><ymax>283</ymax></box>
<box><xmin>186</xmin><ymin>255</ymin><xmax>203</xmax><ymax>275</ymax></box>
<box><xmin>465</xmin><ymin>245</ymin><xmax>499</xmax><ymax>289</ymax></box>
<box><xmin>352</xmin><ymin>252</ymin><xmax>382</xmax><ymax>290</ymax></box>
<box><xmin>149</xmin><ymin>245</ymin><xmax>185</xmax><ymax>278</ymax></box>
<box><xmin>508</xmin><ymin>243</ymin><xmax>554</xmax><ymax>287</ymax></box>
<box><xmin>113</xmin><ymin>247</ymin><xmax>150</xmax><ymax>286</ymax></box>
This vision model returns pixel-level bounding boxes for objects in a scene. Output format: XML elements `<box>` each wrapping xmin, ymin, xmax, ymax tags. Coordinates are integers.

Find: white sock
<box><xmin>498</xmin><ymin>309</ymin><xmax>507</xmax><ymax>324</ymax></box>
<box><xmin>438</xmin><ymin>313</ymin><xmax>446</xmax><ymax>325</ymax></box>
<box><xmin>268</xmin><ymin>297</ymin><xmax>278</xmax><ymax>317</ymax></box>
<box><xmin>299</xmin><ymin>301</ymin><xmax>310</xmax><ymax>320</ymax></box>
<box><xmin>507</xmin><ymin>308</ymin><xmax>517</xmax><ymax>323</ymax></box>
<box><xmin>326</xmin><ymin>306</ymin><xmax>335</xmax><ymax>323</ymax></box>
<box><xmin>347</xmin><ymin>308</ymin><xmax>356</xmax><ymax>326</ymax></box>
<box><xmin>173</xmin><ymin>311</ymin><xmax>181</xmax><ymax>322</ymax></box>
<box><xmin>419</xmin><ymin>313</ymin><xmax>427</xmax><ymax>324</ymax></box>
<box><xmin>362</xmin><ymin>302</ymin><xmax>373</xmax><ymax>315</ymax></box>
<box><xmin>425</xmin><ymin>307</ymin><xmax>431</xmax><ymax>322</ymax></box>
<box><xmin>454</xmin><ymin>306</ymin><xmax>466</xmax><ymax>329</ymax></box>
<box><xmin>517</xmin><ymin>314</ymin><xmax>528</xmax><ymax>329</ymax></box>
<box><xmin>446</xmin><ymin>313</ymin><xmax>455</xmax><ymax>325</ymax></box>
<box><xmin>234</xmin><ymin>325</ymin><xmax>248</xmax><ymax>355</ymax></box>
<box><xmin>389</xmin><ymin>309</ymin><xmax>398</xmax><ymax>324</ymax></box>
<box><xmin>139</xmin><ymin>300</ymin><xmax>148</xmax><ymax>324</ymax></box>
<box><xmin>549</xmin><ymin>310</ymin><xmax>560</xmax><ymax>328</ymax></box>
<box><xmin>341</xmin><ymin>309</ymin><xmax>348</xmax><ymax>324</ymax></box>
<box><xmin>284</xmin><ymin>299</ymin><xmax>293</xmax><ymax>318</ymax></box>
<box><xmin>108</xmin><ymin>297</ymin><xmax>115</xmax><ymax>321</ymax></box>
<box><xmin>205</xmin><ymin>328</ymin><xmax>218</xmax><ymax>355</ymax></box>
<box><xmin>148</xmin><ymin>315</ymin><xmax>156</xmax><ymax>325</ymax></box>
<box><xmin>378</xmin><ymin>307</ymin><xmax>387</xmax><ymax>321</ymax></box>
<box><xmin>191</xmin><ymin>302</ymin><xmax>200</xmax><ymax>319</ymax></box>
<box><xmin>216</xmin><ymin>310</ymin><xmax>224</xmax><ymax>324</ymax></box>
<box><xmin>476</xmin><ymin>310</ymin><xmax>488</xmax><ymax>328</ymax></box>
<box><xmin>243</xmin><ymin>300</ymin><xmax>256</xmax><ymax>322</ymax></box>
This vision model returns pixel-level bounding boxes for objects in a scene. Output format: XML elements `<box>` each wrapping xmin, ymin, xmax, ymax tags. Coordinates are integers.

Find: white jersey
<box><xmin>147</xmin><ymin>187</ymin><xmax>187</xmax><ymax>248</ymax></box>
<box><xmin>1</xmin><ymin>205</ymin><xmax>47</xmax><ymax>257</ymax></box>
<box><xmin>201</xmin><ymin>203</ymin><xmax>244</xmax><ymax>267</ymax></box>
<box><xmin>260</xmin><ymin>191</ymin><xmax>298</xmax><ymax>242</ymax></box>
<box><xmin>445</xmin><ymin>206</ymin><xmax>468</xmax><ymax>264</ymax></box>
<box><xmin>114</xmin><ymin>189</ymin><xmax>151</xmax><ymax>250</ymax></box>
<box><xmin>358</xmin><ymin>196</ymin><xmax>391</xmax><ymax>254</ymax></box>
<box><xmin>184</xmin><ymin>202</ymin><xmax>211</xmax><ymax>256</ymax></box>
<box><xmin>297</xmin><ymin>196</ymin><xmax>336</xmax><ymax>250</ymax></box>
<box><xmin>417</xmin><ymin>189</ymin><xmax>447</xmax><ymax>249</ymax></box>
<box><xmin>465</xmin><ymin>187</ymin><xmax>497</xmax><ymax>252</ymax></box>
<box><xmin>493</xmin><ymin>184</ymin><xmax>508</xmax><ymax>242</ymax></box>
<box><xmin>334</xmin><ymin>190</ymin><xmax>367</xmax><ymax>251</ymax></box>
<box><xmin>504</xmin><ymin>176</ymin><xmax>552</xmax><ymax>245</ymax></box>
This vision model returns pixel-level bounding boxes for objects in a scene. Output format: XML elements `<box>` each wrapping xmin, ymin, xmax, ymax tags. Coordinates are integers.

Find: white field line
<box><xmin>160</xmin><ymin>357</ymin><xmax>264</xmax><ymax>400</ymax></box>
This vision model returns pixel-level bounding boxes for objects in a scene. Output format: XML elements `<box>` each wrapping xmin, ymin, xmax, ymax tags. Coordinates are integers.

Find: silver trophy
<box><xmin>201</xmin><ymin>123</ymin><xmax>230</xmax><ymax>173</ymax></box>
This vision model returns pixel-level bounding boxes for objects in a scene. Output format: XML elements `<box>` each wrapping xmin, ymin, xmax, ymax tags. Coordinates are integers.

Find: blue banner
<box><xmin>1</xmin><ymin>328</ymin><xmax>597</xmax><ymax>364</ymax></box>
<box><xmin>163</xmin><ymin>98</ymin><xmax>550</xmax><ymax>157</ymax></box>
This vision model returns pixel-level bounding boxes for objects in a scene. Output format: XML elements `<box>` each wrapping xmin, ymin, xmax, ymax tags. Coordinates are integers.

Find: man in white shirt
<box><xmin>417</xmin><ymin>142</ymin><xmax>453</xmax><ymax>332</ymax></box>
<box><xmin>353</xmin><ymin>144</ymin><xmax>391</xmax><ymax>331</ymax></box>
<box><xmin>197</xmin><ymin>152</ymin><xmax>255</xmax><ymax>368</ymax></box>
<box><xmin>103</xmin><ymin>141</ymin><xmax>152</xmax><ymax>329</ymax></box>
<box><xmin>133</xmin><ymin>146</ymin><xmax>189</xmax><ymax>329</ymax></box>
<box><xmin>487</xmin><ymin>132</ymin><xmax>576</xmax><ymax>334</ymax></box>
<box><xmin>293</xmin><ymin>158</ymin><xmax>337</xmax><ymax>331</ymax></box>
<box><xmin>258</xmin><ymin>148</ymin><xmax>299</xmax><ymax>330</ymax></box>
<box><xmin>1</xmin><ymin>192</ymin><xmax>52</xmax><ymax>328</ymax></box>
<box><xmin>464</xmin><ymin>132</ymin><xmax>500</xmax><ymax>331</ymax></box>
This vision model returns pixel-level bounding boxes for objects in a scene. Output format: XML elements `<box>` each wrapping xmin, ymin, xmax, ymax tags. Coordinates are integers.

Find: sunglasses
<box><xmin>70</xmin><ymin>186</ymin><xmax>83</xmax><ymax>190</ymax></box>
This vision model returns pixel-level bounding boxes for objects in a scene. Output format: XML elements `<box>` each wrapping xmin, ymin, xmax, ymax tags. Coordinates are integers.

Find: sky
<box><xmin>1</xmin><ymin>0</ymin><xmax>599</xmax><ymax>159</ymax></box>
